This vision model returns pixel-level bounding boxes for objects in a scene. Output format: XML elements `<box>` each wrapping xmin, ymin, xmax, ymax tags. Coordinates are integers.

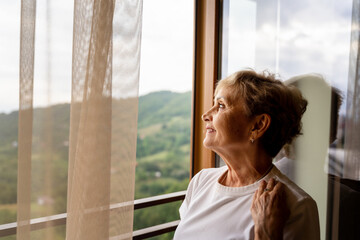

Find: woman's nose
<box><xmin>202</xmin><ymin>109</ymin><xmax>212</xmax><ymax>122</ymax></box>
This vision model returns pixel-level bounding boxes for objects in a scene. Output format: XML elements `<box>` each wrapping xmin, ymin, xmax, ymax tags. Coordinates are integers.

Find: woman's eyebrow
<box><xmin>214</xmin><ymin>96</ymin><xmax>225</xmax><ymax>101</ymax></box>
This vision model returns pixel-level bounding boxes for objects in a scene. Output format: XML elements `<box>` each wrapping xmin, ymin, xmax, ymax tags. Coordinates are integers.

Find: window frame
<box><xmin>191</xmin><ymin>0</ymin><xmax>220</xmax><ymax>177</ymax></box>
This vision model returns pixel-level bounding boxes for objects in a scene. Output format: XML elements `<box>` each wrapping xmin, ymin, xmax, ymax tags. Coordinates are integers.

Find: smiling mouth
<box><xmin>206</xmin><ymin>128</ymin><xmax>215</xmax><ymax>133</ymax></box>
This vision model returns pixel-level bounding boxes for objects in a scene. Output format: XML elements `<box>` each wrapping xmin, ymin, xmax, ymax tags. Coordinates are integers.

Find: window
<box><xmin>0</xmin><ymin>1</ymin><xmax>73</xmax><ymax>239</ymax></box>
<box><xmin>219</xmin><ymin>1</ymin><xmax>359</xmax><ymax>239</ymax></box>
<box><xmin>0</xmin><ymin>0</ymin><xmax>195</xmax><ymax>239</ymax></box>
<box><xmin>133</xmin><ymin>0</ymin><xmax>194</xmax><ymax>236</ymax></box>
<box><xmin>3</xmin><ymin>0</ymin><xmax>358</xmax><ymax>239</ymax></box>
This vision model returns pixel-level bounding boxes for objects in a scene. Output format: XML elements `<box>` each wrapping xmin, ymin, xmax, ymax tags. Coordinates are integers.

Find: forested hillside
<box><xmin>0</xmin><ymin>91</ymin><xmax>191</xmax><ymax>240</ymax></box>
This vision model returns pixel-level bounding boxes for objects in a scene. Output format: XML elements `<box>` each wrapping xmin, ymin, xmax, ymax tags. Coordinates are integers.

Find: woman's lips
<box><xmin>206</xmin><ymin>126</ymin><xmax>215</xmax><ymax>133</ymax></box>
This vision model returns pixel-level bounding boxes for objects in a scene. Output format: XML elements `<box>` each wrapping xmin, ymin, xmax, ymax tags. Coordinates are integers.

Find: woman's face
<box><xmin>202</xmin><ymin>86</ymin><xmax>253</xmax><ymax>152</ymax></box>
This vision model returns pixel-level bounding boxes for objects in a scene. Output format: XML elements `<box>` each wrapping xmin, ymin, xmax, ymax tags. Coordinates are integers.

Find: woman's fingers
<box><xmin>251</xmin><ymin>189</ymin><xmax>258</xmax><ymax>210</ymax></box>
<box><xmin>252</xmin><ymin>181</ymin><xmax>267</xmax><ymax>214</ymax></box>
<box><xmin>266</xmin><ymin>178</ymin><xmax>276</xmax><ymax>191</ymax></box>
<box><xmin>270</xmin><ymin>181</ymin><xmax>285</xmax><ymax>203</ymax></box>
<box><xmin>251</xmin><ymin>178</ymin><xmax>290</xmax><ymax>240</ymax></box>
<box><xmin>253</xmin><ymin>178</ymin><xmax>280</xmax><ymax>210</ymax></box>
<box><xmin>258</xmin><ymin>180</ymin><xmax>267</xmax><ymax>195</ymax></box>
<box><xmin>272</xmin><ymin>180</ymin><xmax>282</xmax><ymax>194</ymax></box>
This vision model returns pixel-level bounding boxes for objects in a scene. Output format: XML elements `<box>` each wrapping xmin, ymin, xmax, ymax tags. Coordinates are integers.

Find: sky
<box><xmin>0</xmin><ymin>0</ymin><xmax>354</xmax><ymax>114</ymax></box>
<box><xmin>0</xmin><ymin>0</ymin><xmax>194</xmax><ymax>113</ymax></box>
<box><xmin>224</xmin><ymin>0</ymin><xmax>353</xmax><ymax>91</ymax></box>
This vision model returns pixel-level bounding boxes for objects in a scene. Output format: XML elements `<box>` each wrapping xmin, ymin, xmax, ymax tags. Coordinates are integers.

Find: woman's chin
<box><xmin>203</xmin><ymin>139</ymin><xmax>214</xmax><ymax>149</ymax></box>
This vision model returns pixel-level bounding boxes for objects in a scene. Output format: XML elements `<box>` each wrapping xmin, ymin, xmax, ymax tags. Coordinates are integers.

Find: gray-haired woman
<box><xmin>174</xmin><ymin>70</ymin><xmax>320</xmax><ymax>240</ymax></box>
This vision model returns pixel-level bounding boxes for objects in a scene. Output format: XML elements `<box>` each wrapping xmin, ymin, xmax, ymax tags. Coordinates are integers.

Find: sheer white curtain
<box><xmin>17</xmin><ymin>0</ymin><xmax>142</xmax><ymax>239</ymax></box>
<box><xmin>17</xmin><ymin>0</ymin><xmax>36</xmax><ymax>239</ymax></box>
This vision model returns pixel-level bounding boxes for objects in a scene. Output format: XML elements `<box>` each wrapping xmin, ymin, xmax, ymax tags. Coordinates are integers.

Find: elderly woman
<box><xmin>173</xmin><ymin>70</ymin><xmax>320</xmax><ymax>240</ymax></box>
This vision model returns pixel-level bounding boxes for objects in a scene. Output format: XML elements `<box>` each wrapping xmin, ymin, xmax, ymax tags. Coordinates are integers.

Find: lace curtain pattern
<box><xmin>17</xmin><ymin>0</ymin><xmax>142</xmax><ymax>239</ymax></box>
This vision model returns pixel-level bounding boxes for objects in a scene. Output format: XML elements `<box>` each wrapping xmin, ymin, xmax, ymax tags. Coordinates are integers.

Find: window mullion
<box><xmin>191</xmin><ymin>0</ymin><xmax>220</xmax><ymax>177</ymax></box>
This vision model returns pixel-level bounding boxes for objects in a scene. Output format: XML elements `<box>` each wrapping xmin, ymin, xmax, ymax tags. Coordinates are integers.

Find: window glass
<box><xmin>0</xmin><ymin>2</ymin><xmax>21</xmax><ymax>227</ymax></box>
<box><xmin>0</xmin><ymin>1</ymin><xmax>73</xmax><ymax>239</ymax></box>
<box><xmin>220</xmin><ymin>0</ymin><xmax>355</xmax><ymax>239</ymax></box>
<box><xmin>133</xmin><ymin>0</ymin><xmax>194</xmax><ymax>235</ymax></box>
<box><xmin>0</xmin><ymin>0</ymin><xmax>193</xmax><ymax>239</ymax></box>
<box><xmin>0</xmin><ymin>0</ymin><xmax>73</xmax><ymax>218</ymax></box>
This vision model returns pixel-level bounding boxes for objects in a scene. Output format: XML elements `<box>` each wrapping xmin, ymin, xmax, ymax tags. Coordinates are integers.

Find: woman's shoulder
<box><xmin>191</xmin><ymin>166</ymin><xmax>227</xmax><ymax>187</ymax></box>
<box><xmin>199</xmin><ymin>166</ymin><xmax>228</xmax><ymax>174</ymax></box>
<box><xmin>196</xmin><ymin>166</ymin><xmax>227</xmax><ymax>179</ymax></box>
<box><xmin>272</xmin><ymin>166</ymin><xmax>315</xmax><ymax>204</ymax></box>
<box><xmin>272</xmin><ymin>166</ymin><xmax>320</xmax><ymax>237</ymax></box>
<box><xmin>271</xmin><ymin>166</ymin><xmax>319</xmax><ymax>221</ymax></box>
<box><xmin>183</xmin><ymin>167</ymin><xmax>227</xmax><ymax>201</ymax></box>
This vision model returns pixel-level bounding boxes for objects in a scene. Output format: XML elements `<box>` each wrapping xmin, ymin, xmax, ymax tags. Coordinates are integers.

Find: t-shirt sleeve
<box><xmin>284</xmin><ymin>197</ymin><xmax>320</xmax><ymax>240</ymax></box>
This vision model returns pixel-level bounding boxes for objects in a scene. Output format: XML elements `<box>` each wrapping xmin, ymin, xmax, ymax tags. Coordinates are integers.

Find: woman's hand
<box><xmin>251</xmin><ymin>178</ymin><xmax>290</xmax><ymax>240</ymax></box>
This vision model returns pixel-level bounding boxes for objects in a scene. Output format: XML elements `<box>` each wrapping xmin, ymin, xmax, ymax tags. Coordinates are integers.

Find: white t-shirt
<box><xmin>173</xmin><ymin>165</ymin><xmax>320</xmax><ymax>240</ymax></box>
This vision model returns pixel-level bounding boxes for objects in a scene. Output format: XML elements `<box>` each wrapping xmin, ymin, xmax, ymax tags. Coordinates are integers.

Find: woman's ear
<box><xmin>251</xmin><ymin>114</ymin><xmax>271</xmax><ymax>140</ymax></box>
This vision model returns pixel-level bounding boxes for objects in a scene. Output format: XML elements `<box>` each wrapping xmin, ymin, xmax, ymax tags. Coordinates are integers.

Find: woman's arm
<box><xmin>251</xmin><ymin>178</ymin><xmax>290</xmax><ymax>240</ymax></box>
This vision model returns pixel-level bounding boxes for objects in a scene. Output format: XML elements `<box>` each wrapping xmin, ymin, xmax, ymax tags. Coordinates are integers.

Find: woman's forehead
<box><xmin>215</xmin><ymin>86</ymin><xmax>241</xmax><ymax>103</ymax></box>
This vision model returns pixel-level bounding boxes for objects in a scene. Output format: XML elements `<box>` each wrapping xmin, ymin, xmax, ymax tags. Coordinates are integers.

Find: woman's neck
<box><xmin>218</xmin><ymin>149</ymin><xmax>273</xmax><ymax>187</ymax></box>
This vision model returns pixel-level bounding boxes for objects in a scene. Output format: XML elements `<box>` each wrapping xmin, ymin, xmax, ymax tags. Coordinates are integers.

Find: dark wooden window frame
<box><xmin>191</xmin><ymin>0</ymin><xmax>220</xmax><ymax>177</ymax></box>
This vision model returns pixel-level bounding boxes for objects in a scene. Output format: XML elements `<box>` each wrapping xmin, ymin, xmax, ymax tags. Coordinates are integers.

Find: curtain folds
<box><xmin>66</xmin><ymin>0</ymin><xmax>115</xmax><ymax>239</ymax></box>
<box><xmin>17</xmin><ymin>0</ymin><xmax>36</xmax><ymax>239</ymax></box>
<box><xmin>17</xmin><ymin>0</ymin><xmax>142</xmax><ymax>239</ymax></box>
<box><xmin>66</xmin><ymin>0</ymin><xmax>142</xmax><ymax>239</ymax></box>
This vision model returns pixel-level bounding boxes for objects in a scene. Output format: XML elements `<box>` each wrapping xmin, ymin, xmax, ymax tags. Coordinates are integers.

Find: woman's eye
<box><xmin>219</xmin><ymin>103</ymin><xmax>225</xmax><ymax>109</ymax></box>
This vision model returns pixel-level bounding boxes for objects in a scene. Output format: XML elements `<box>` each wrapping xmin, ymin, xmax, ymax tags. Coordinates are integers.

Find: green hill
<box><xmin>138</xmin><ymin>91</ymin><xmax>191</xmax><ymax>128</ymax></box>
<box><xmin>0</xmin><ymin>91</ymin><xmax>192</xmax><ymax>237</ymax></box>
<box><xmin>0</xmin><ymin>91</ymin><xmax>191</xmax><ymax>145</ymax></box>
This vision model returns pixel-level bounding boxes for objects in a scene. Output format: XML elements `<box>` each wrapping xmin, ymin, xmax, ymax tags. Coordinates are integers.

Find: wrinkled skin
<box><xmin>251</xmin><ymin>178</ymin><xmax>290</xmax><ymax>240</ymax></box>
